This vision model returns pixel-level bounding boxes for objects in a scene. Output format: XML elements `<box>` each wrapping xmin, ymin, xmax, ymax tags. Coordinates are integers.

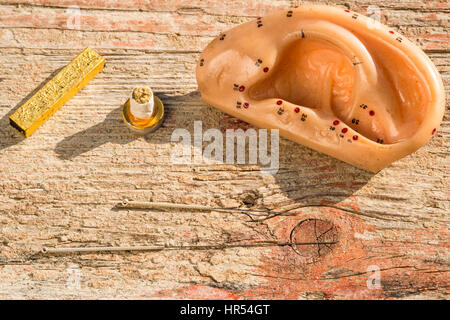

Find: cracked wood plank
<box><xmin>0</xmin><ymin>0</ymin><xmax>449</xmax><ymax>299</ymax></box>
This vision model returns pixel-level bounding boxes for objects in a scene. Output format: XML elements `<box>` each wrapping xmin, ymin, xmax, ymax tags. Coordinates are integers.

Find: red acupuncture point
<box><xmin>294</xmin><ymin>107</ymin><xmax>300</xmax><ymax>113</ymax></box>
<box><xmin>353</xmin><ymin>135</ymin><xmax>358</xmax><ymax>141</ymax></box>
<box><xmin>369</xmin><ymin>110</ymin><xmax>375</xmax><ymax>116</ymax></box>
<box><xmin>244</xmin><ymin>102</ymin><xmax>249</xmax><ymax>108</ymax></box>
<box><xmin>263</xmin><ymin>67</ymin><xmax>269</xmax><ymax>72</ymax></box>
<box><xmin>341</xmin><ymin>128</ymin><xmax>348</xmax><ymax>133</ymax></box>
<box><xmin>277</xmin><ymin>100</ymin><xmax>283</xmax><ymax>105</ymax></box>
<box><xmin>333</xmin><ymin>120</ymin><xmax>340</xmax><ymax>126</ymax></box>
<box><xmin>389</xmin><ymin>30</ymin><xmax>394</xmax><ymax>34</ymax></box>
<box><xmin>238</xmin><ymin>85</ymin><xmax>245</xmax><ymax>92</ymax></box>
<box><xmin>432</xmin><ymin>128</ymin><xmax>436</xmax><ymax>135</ymax></box>
<box><xmin>345</xmin><ymin>9</ymin><xmax>350</xmax><ymax>13</ymax></box>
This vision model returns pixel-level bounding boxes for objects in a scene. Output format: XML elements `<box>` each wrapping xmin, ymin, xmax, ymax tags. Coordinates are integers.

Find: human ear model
<box><xmin>196</xmin><ymin>5</ymin><xmax>445</xmax><ymax>172</ymax></box>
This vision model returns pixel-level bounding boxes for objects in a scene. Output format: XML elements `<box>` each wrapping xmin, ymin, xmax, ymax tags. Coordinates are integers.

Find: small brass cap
<box><xmin>122</xmin><ymin>95</ymin><xmax>165</xmax><ymax>135</ymax></box>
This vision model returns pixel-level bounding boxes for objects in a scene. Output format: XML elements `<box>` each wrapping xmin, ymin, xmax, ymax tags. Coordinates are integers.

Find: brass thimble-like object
<box><xmin>122</xmin><ymin>86</ymin><xmax>165</xmax><ymax>135</ymax></box>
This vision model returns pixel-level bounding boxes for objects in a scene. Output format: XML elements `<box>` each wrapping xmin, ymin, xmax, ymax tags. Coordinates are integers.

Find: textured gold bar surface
<box><xmin>9</xmin><ymin>47</ymin><xmax>105</xmax><ymax>137</ymax></box>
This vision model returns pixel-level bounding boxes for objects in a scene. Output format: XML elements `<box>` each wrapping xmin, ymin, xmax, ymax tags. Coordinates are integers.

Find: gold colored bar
<box><xmin>9</xmin><ymin>47</ymin><xmax>105</xmax><ymax>137</ymax></box>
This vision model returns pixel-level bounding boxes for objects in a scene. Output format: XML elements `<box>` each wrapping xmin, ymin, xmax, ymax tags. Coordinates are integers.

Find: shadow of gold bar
<box><xmin>9</xmin><ymin>47</ymin><xmax>105</xmax><ymax>137</ymax></box>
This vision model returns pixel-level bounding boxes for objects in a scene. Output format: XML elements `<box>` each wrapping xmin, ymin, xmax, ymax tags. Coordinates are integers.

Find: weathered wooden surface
<box><xmin>0</xmin><ymin>0</ymin><xmax>448</xmax><ymax>299</ymax></box>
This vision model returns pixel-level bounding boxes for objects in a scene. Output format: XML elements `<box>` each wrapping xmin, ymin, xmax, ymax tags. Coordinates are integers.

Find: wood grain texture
<box><xmin>0</xmin><ymin>0</ymin><xmax>448</xmax><ymax>299</ymax></box>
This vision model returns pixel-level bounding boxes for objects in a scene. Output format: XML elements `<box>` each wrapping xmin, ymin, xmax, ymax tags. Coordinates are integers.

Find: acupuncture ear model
<box><xmin>196</xmin><ymin>5</ymin><xmax>445</xmax><ymax>172</ymax></box>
